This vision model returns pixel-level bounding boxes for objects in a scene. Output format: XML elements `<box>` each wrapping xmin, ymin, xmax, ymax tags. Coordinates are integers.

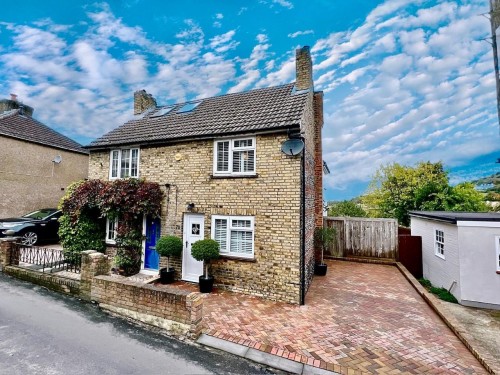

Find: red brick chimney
<box><xmin>296</xmin><ymin>46</ymin><xmax>313</xmax><ymax>91</ymax></box>
<box><xmin>134</xmin><ymin>90</ymin><xmax>157</xmax><ymax>115</ymax></box>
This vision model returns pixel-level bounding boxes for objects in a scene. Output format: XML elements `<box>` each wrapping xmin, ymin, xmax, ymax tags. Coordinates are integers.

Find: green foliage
<box><xmin>418</xmin><ymin>278</ymin><xmax>458</xmax><ymax>303</ymax></box>
<box><xmin>328</xmin><ymin>200</ymin><xmax>367</xmax><ymax>217</ymax></box>
<box><xmin>430</xmin><ymin>287</ymin><xmax>458</xmax><ymax>303</ymax></box>
<box><xmin>418</xmin><ymin>278</ymin><xmax>432</xmax><ymax>288</ymax></box>
<box><xmin>314</xmin><ymin>227</ymin><xmax>336</xmax><ymax>263</ymax></box>
<box><xmin>191</xmin><ymin>239</ymin><xmax>220</xmax><ymax>262</ymax></box>
<box><xmin>363</xmin><ymin>162</ymin><xmax>487</xmax><ymax>226</ymax></box>
<box><xmin>156</xmin><ymin>236</ymin><xmax>183</xmax><ymax>258</ymax></box>
<box><xmin>58</xmin><ymin>209</ymin><xmax>106</xmax><ymax>254</ymax></box>
<box><xmin>58</xmin><ymin>179</ymin><xmax>164</xmax><ymax>276</ymax></box>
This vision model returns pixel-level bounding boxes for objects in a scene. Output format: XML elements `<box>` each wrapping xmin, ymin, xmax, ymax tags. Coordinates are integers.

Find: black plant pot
<box><xmin>314</xmin><ymin>263</ymin><xmax>328</xmax><ymax>276</ymax></box>
<box><xmin>199</xmin><ymin>275</ymin><xmax>215</xmax><ymax>293</ymax></box>
<box><xmin>160</xmin><ymin>267</ymin><xmax>175</xmax><ymax>284</ymax></box>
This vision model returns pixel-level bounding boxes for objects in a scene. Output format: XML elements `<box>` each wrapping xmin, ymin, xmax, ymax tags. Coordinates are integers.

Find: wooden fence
<box><xmin>324</xmin><ymin>217</ymin><xmax>399</xmax><ymax>259</ymax></box>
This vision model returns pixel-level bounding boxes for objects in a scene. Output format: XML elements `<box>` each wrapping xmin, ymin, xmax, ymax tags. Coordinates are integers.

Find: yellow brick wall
<box><xmin>89</xmin><ymin>133</ymin><xmax>303</xmax><ymax>303</ymax></box>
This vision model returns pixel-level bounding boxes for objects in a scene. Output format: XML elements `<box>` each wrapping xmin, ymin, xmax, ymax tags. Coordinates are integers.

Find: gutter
<box><xmin>84</xmin><ymin>125</ymin><xmax>301</xmax><ymax>151</ymax></box>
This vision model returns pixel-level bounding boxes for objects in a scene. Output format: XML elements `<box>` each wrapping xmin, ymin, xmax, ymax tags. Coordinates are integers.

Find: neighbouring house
<box><xmin>86</xmin><ymin>46</ymin><xmax>324</xmax><ymax>304</ymax></box>
<box><xmin>0</xmin><ymin>95</ymin><xmax>89</xmax><ymax>218</ymax></box>
<box><xmin>410</xmin><ymin>211</ymin><xmax>500</xmax><ymax>310</ymax></box>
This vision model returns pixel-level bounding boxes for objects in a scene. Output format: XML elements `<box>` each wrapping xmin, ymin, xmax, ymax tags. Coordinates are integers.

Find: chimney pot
<box><xmin>295</xmin><ymin>46</ymin><xmax>313</xmax><ymax>91</ymax></box>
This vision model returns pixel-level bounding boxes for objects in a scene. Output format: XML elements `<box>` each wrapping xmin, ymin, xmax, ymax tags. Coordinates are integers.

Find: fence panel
<box><xmin>324</xmin><ymin>217</ymin><xmax>398</xmax><ymax>259</ymax></box>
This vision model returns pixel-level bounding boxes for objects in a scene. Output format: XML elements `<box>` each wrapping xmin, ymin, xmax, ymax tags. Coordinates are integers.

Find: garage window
<box><xmin>434</xmin><ymin>229</ymin><xmax>445</xmax><ymax>259</ymax></box>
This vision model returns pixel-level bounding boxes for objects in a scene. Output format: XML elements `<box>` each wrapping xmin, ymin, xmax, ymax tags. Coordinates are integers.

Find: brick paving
<box><xmin>199</xmin><ymin>260</ymin><xmax>487</xmax><ymax>374</ymax></box>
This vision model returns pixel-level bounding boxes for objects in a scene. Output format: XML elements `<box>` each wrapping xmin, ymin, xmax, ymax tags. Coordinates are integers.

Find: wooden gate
<box><xmin>398</xmin><ymin>235</ymin><xmax>422</xmax><ymax>279</ymax></box>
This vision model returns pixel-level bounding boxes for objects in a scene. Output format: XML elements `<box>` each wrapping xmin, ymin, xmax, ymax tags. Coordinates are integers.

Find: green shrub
<box><xmin>430</xmin><ymin>287</ymin><xmax>458</xmax><ymax>303</ymax></box>
<box><xmin>191</xmin><ymin>239</ymin><xmax>220</xmax><ymax>278</ymax></box>
<box><xmin>156</xmin><ymin>236</ymin><xmax>183</xmax><ymax>257</ymax></box>
<box><xmin>418</xmin><ymin>278</ymin><xmax>432</xmax><ymax>288</ymax></box>
<box><xmin>191</xmin><ymin>239</ymin><xmax>220</xmax><ymax>262</ymax></box>
<box><xmin>418</xmin><ymin>278</ymin><xmax>458</xmax><ymax>304</ymax></box>
<box><xmin>58</xmin><ymin>211</ymin><xmax>106</xmax><ymax>254</ymax></box>
<box><xmin>156</xmin><ymin>236</ymin><xmax>183</xmax><ymax>270</ymax></box>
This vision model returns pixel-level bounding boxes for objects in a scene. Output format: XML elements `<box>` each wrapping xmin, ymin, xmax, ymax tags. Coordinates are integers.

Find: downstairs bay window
<box><xmin>212</xmin><ymin>215</ymin><xmax>254</xmax><ymax>258</ymax></box>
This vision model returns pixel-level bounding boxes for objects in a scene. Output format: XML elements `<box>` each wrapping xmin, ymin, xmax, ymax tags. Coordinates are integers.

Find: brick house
<box><xmin>86</xmin><ymin>46</ymin><xmax>324</xmax><ymax>304</ymax></box>
<box><xmin>0</xmin><ymin>96</ymin><xmax>89</xmax><ymax>217</ymax></box>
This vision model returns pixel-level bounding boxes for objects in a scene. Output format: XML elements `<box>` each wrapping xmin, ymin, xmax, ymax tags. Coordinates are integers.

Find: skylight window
<box><xmin>151</xmin><ymin>106</ymin><xmax>175</xmax><ymax>118</ymax></box>
<box><xmin>178</xmin><ymin>102</ymin><xmax>201</xmax><ymax>113</ymax></box>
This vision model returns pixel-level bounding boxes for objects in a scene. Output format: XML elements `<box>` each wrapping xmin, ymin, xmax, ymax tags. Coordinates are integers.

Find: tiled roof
<box><xmin>0</xmin><ymin>109</ymin><xmax>88</xmax><ymax>154</ymax></box>
<box><xmin>87</xmin><ymin>83</ymin><xmax>309</xmax><ymax>149</ymax></box>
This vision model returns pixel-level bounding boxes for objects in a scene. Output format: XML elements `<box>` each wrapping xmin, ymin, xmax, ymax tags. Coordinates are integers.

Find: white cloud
<box><xmin>288</xmin><ymin>30</ymin><xmax>313</xmax><ymax>38</ymax></box>
<box><xmin>272</xmin><ymin>0</ymin><xmax>293</xmax><ymax>9</ymax></box>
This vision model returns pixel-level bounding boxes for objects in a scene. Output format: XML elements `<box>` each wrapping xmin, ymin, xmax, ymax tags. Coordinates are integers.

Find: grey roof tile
<box><xmin>0</xmin><ymin>109</ymin><xmax>88</xmax><ymax>154</ymax></box>
<box><xmin>87</xmin><ymin>83</ymin><xmax>308</xmax><ymax>149</ymax></box>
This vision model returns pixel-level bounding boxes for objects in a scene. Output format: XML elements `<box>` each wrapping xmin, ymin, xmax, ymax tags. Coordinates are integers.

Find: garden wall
<box><xmin>91</xmin><ymin>276</ymin><xmax>203</xmax><ymax>338</ymax></box>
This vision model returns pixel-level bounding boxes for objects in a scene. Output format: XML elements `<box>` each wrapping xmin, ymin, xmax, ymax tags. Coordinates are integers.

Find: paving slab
<box><xmin>202</xmin><ymin>260</ymin><xmax>488</xmax><ymax>374</ymax></box>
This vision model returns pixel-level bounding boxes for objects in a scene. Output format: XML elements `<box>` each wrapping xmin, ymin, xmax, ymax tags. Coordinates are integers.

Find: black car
<box><xmin>0</xmin><ymin>208</ymin><xmax>62</xmax><ymax>245</ymax></box>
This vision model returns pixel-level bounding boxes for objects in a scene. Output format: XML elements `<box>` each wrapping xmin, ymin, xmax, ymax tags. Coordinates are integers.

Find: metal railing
<box><xmin>11</xmin><ymin>244</ymin><xmax>81</xmax><ymax>274</ymax></box>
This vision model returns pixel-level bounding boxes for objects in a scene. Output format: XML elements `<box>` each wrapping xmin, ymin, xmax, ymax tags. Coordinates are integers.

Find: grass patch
<box><xmin>418</xmin><ymin>278</ymin><xmax>458</xmax><ymax>304</ymax></box>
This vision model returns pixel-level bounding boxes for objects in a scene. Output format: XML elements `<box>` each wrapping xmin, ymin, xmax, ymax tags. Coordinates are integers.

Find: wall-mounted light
<box><xmin>187</xmin><ymin>203</ymin><xmax>195</xmax><ymax>211</ymax></box>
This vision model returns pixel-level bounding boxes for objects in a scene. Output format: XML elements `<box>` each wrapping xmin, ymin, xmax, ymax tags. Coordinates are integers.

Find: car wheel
<box><xmin>21</xmin><ymin>231</ymin><xmax>38</xmax><ymax>246</ymax></box>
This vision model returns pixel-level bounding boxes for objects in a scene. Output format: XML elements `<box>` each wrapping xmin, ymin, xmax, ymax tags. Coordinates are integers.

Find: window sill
<box><xmin>219</xmin><ymin>255</ymin><xmax>256</xmax><ymax>262</ymax></box>
<box><xmin>435</xmin><ymin>253</ymin><xmax>445</xmax><ymax>260</ymax></box>
<box><xmin>211</xmin><ymin>174</ymin><xmax>258</xmax><ymax>179</ymax></box>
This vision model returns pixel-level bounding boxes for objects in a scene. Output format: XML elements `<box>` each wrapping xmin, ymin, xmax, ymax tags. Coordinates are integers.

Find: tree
<box><xmin>362</xmin><ymin>162</ymin><xmax>487</xmax><ymax>226</ymax></box>
<box><xmin>327</xmin><ymin>200</ymin><xmax>367</xmax><ymax>217</ymax></box>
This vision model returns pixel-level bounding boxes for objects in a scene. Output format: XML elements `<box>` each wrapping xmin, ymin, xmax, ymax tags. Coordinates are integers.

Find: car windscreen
<box><xmin>22</xmin><ymin>209</ymin><xmax>57</xmax><ymax>220</ymax></box>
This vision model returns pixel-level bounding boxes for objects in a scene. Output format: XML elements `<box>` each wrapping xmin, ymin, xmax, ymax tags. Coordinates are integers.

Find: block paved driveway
<box><xmin>202</xmin><ymin>260</ymin><xmax>486</xmax><ymax>374</ymax></box>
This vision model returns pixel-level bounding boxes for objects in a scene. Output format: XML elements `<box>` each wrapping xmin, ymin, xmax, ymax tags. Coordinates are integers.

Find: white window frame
<box><xmin>109</xmin><ymin>148</ymin><xmax>140</xmax><ymax>180</ymax></box>
<box><xmin>211</xmin><ymin>215</ymin><xmax>255</xmax><ymax>259</ymax></box>
<box><xmin>213</xmin><ymin>137</ymin><xmax>256</xmax><ymax>176</ymax></box>
<box><xmin>496</xmin><ymin>236</ymin><xmax>500</xmax><ymax>273</ymax></box>
<box><xmin>106</xmin><ymin>217</ymin><xmax>119</xmax><ymax>244</ymax></box>
<box><xmin>434</xmin><ymin>228</ymin><xmax>445</xmax><ymax>259</ymax></box>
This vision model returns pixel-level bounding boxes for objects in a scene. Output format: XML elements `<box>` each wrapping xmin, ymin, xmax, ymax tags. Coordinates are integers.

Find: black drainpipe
<box><xmin>300</xmin><ymin>141</ymin><xmax>306</xmax><ymax>305</ymax></box>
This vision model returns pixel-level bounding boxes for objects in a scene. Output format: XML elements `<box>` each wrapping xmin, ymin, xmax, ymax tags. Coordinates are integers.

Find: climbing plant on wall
<box><xmin>59</xmin><ymin>179</ymin><xmax>164</xmax><ymax>275</ymax></box>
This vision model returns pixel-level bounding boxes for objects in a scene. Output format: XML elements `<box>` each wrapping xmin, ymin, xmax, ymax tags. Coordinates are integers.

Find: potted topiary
<box><xmin>314</xmin><ymin>226</ymin><xmax>336</xmax><ymax>276</ymax></box>
<box><xmin>156</xmin><ymin>235</ymin><xmax>183</xmax><ymax>284</ymax></box>
<box><xmin>190</xmin><ymin>238</ymin><xmax>220</xmax><ymax>293</ymax></box>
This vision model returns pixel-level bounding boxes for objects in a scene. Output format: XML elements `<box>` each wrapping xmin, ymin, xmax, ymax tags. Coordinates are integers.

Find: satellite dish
<box><xmin>281</xmin><ymin>138</ymin><xmax>304</xmax><ymax>156</ymax></box>
<box><xmin>52</xmin><ymin>155</ymin><xmax>62</xmax><ymax>164</ymax></box>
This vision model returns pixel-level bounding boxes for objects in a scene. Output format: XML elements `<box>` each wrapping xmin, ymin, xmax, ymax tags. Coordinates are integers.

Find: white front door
<box><xmin>182</xmin><ymin>214</ymin><xmax>204</xmax><ymax>282</ymax></box>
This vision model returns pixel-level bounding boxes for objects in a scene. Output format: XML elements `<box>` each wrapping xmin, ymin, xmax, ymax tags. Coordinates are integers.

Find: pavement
<box><xmin>196</xmin><ymin>260</ymin><xmax>487</xmax><ymax>374</ymax></box>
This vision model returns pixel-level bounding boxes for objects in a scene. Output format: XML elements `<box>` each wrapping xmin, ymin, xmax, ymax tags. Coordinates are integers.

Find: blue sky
<box><xmin>1</xmin><ymin>0</ymin><xmax>499</xmax><ymax>201</ymax></box>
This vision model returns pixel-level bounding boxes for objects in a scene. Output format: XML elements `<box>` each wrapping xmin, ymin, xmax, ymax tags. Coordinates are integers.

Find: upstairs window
<box><xmin>110</xmin><ymin>148</ymin><xmax>139</xmax><ymax>179</ymax></box>
<box><xmin>435</xmin><ymin>229</ymin><xmax>445</xmax><ymax>258</ymax></box>
<box><xmin>214</xmin><ymin>137</ymin><xmax>255</xmax><ymax>176</ymax></box>
<box><xmin>212</xmin><ymin>215</ymin><xmax>254</xmax><ymax>258</ymax></box>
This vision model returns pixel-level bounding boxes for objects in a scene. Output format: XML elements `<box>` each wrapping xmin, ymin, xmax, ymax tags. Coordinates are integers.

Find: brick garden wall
<box><xmin>91</xmin><ymin>276</ymin><xmax>203</xmax><ymax>337</ymax></box>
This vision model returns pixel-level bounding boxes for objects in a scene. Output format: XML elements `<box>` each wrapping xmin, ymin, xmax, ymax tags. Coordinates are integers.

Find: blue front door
<box><xmin>144</xmin><ymin>217</ymin><xmax>161</xmax><ymax>271</ymax></box>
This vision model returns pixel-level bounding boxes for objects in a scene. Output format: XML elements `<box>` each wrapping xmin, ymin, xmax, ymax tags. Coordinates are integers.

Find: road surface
<box><xmin>0</xmin><ymin>272</ymin><xmax>277</xmax><ymax>375</ymax></box>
